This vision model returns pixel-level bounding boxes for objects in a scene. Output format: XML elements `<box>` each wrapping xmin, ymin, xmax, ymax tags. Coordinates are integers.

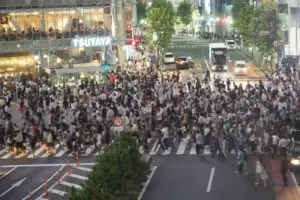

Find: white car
<box><xmin>225</xmin><ymin>40</ymin><xmax>236</xmax><ymax>50</ymax></box>
<box><xmin>234</xmin><ymin>60</ymin><xmax>247</xmax><ymax>75</ymax></box>
<box><xmin>164</xmin><ymin>52</ymin><xmax>175</xmax><ymax>64</ymax></box>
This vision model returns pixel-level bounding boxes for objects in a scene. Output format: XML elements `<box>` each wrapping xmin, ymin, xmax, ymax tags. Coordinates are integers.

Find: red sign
<box><xmin>113</xmin><ymin>117</ymin><xmax>123</xmax><ymax>127</ymax></box>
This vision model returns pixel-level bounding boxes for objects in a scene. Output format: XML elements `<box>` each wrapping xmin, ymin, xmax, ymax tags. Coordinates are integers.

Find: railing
<box><xmin>0</xmin><ymin>36</ymin><xmax>124</xmax><ymax>53</ymax></box>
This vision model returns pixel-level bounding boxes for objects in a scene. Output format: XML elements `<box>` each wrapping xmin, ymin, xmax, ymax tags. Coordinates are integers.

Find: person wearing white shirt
<box><xmin>271</xmin><ymin>134</ymin><xmax>280</xmax><ymax>159</ymax></box>
<box><xmin>279</xmin><ymin>136</ymin><xmax>290</xmax><ymax>158</ymax></box>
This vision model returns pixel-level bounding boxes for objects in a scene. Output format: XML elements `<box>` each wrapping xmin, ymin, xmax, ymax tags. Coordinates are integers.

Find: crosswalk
<box><xmin>0</xmin><ymin>143</ymin><xmax>104</xmax><ymax>160</ymax></box>
<box><xmin>169</xmin><ymin>43</ymin><xmax>209</xmax><ymax>49</ymax></box>
<box><xmin>0</xmin><ymin>137</ymin><xmax>236</xmax><ymax>159</ymax></box>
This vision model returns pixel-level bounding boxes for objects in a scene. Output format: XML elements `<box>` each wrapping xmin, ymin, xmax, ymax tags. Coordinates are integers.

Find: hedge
<box><xmin>66</xmin><ymin>133</ymin><xmax>150</xmax><ymax>200</ymax></box>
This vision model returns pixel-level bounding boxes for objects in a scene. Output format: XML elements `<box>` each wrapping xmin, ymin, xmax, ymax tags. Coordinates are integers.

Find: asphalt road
<box><xmin>142</xmin><ymin>156</ymin><xmax>275</xmax><ymax>200</ymax></box>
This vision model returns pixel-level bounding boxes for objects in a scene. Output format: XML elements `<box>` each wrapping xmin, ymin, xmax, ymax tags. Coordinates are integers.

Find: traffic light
<box><xmin>220</xmin><ymin>17</ymin><xmax>225</xmax><ymax>25</ymax></box>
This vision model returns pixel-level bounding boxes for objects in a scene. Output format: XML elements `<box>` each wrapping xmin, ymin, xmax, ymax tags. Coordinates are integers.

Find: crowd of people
<box><xmin>0</xmin><ymin>56</ymin><xmax>298</xmax><ymax>187</ymax></box>
<box><xmin>0</xmin><ymin>26</ymin><xmax>110</xmax><ymax>41</ymax></box>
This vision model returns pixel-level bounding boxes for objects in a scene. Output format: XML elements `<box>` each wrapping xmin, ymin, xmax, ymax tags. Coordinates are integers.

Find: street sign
<box><xmin>113</xmin><ymin>117</ymin><xmax>123</xmax><ymax>127</ymax></box>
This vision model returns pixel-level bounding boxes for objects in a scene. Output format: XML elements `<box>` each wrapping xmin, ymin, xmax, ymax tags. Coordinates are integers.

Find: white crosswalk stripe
<box><xmin>0</xmin><ymin>137</ymin><xmax>238</xmax><ymax>159</ymax></box>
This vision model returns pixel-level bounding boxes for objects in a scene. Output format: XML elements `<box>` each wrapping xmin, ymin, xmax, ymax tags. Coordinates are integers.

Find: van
<box><xmin>234</xmin><ymin>60</ymin><xmax>247</xmax><ymax>75</ymax></box>
<box><xmin>225</xmin><ymin>40</ymin><xmax>236</xmax><ymax>50</ymax></box>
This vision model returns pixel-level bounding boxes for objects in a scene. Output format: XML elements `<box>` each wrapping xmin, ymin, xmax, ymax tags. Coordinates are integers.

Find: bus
<box><xmin>209</xmin><ymin>43</ymin><xmax>227</xmax><ymax>71</ymax></box>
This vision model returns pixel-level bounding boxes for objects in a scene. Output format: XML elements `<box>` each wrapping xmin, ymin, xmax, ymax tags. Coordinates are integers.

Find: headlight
<box><xmin>291</xmin><ymin>159</ymin><xmax>300</xmax><ymax>165</ymax></box>
<box><xmin>224</xmin><ymin>65</ymin><xmax>227</xmax><ymax>70</ymax></box>
<box><xmin>212</xmin><ymin>65</ymin><xmax>216</xmax><ymax>70</ymax></box>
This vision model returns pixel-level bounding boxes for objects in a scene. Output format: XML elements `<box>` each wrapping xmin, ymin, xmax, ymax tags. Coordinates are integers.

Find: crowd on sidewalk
<box><xmin>0</xmin><ymin>57</ymin><xmax>298</xmax><ymax>187</ymax></box>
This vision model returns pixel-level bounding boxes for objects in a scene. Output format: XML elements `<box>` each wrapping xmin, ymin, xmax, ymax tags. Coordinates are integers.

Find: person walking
<box><xmin>236</xmin><ymin>147</ymin><xmax>246</xmax><ymax>177</ymax></box>
<box><xmin>254</xmin><ymin>156</ymin><xmax>268</xmax><ymax>187</ymax></box>
<box><xmin>280</xmin><ymin>157</ymin><xmax>289</xmax><ymax>186</ymax></box>
<box><xmin>195</xmin><ymin>131</ymin><xmax>204</xmax><ymax>158</ymax></box>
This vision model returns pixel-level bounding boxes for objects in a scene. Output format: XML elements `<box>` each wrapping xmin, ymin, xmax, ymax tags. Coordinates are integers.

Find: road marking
<box><xmin>1</xmin><ymin>163</ymin><xmax>95</xmax><ymax>168</ymax></box>
<box><xmin>150</xmin><ymin>144</ymin><xmax>160</xmax><ymax>155</ymax></box>
<box><xmin>206</xmin><ymin>167</ymin><xmax>215</xmax><ymax>192</ymax></box>
<box><xmin>41</xmin><ymin>144</ymin><xmax>60</xmax><ymax>157</ymax></box>
<box><xmin>137</xmin><ymin>166</ymin><xmax>157</xmax><ymax>200</ymax></box>
<box><xmin>189</xmin><ymin>143</ymin><xmax>196</xmax><ymax>155</ymax></box>
<box><xmin>55</xmin><ymin>148</ymin><xmax>68</xmax><ymax>157</ymax></box>
<box><xmin>0</xmin><ymin>177</ymin><xmax>27</xmax><ymax>198</ymax></box>
<box><xmin>0</xmin><ymin>147</ymin><xmax>9</xmax><ymax>156</ymax></box>
<box><xmin>149</xmin><ymin>140</ymin><xmax>158</xmax><ymax>155</ymax></box>
<box><xmin>83</xmin><ymin>145</ymin><xmax>95</xmax><ymax>156</ymax></box>
<box><xmin>49</xmin><ymin>188</ymin><xmax>66</xmax><ymax>196</ymax></box>
<box><xmin>21</xmin><ymin>166</ymin><xmax>65</xmax><ymax>200</ymax></box>
<box><xmin>28</xmin><ymin>145</ymin><xmax>45</xmax><ymax>158</ymax></box>
<box><xmin>61</xmin><ymin>181</ymin><xmax>81</xmax><ymax>189</ymax></box>
<box><xmin>1</xmin><ymin>152</ymin><xmax>13</xmax><ymax>159</ymax></box>
<box><xmin>291</xmin><ymin>172</ymin><xmax>300</xmax><ymax>196</ymax></box>
<box><xmin>176</xmin><ymin>139</ymin><xmax>187</xmax><ymax>155</ymax></box>
<box><xmin>0</xmin><ymin>167</ymin><xmax>17</xmax><ymax>180</ymax></box>
<box><xmin>204</xmin><ymin>145</ymin><xmax>211</xmax><ymax>155</ymax></box>
<box><xmin>70</xmin><ymin>173</ymin><xmax>88</xmax><ymax>181</ymax></box>
<box><xmin>34</xmin><ymin>171</ymin><xmax>68</xmax><ymax>200</ymax></box>
<box><xmin>162</xmin><ymin>147</ymin><xmax>172</xmax><ymax>155</ymax></box>
<box><xmin>76</xmin><ymin>166</ymin><xmax>92</xmax><ymax>172</ymax></box>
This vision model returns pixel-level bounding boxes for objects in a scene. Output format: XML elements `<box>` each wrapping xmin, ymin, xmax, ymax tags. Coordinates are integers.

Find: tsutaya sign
<box><xmin>72</xmin><ymin>37</ymin><xmax>111</xmax><ymax>48</ymax></box>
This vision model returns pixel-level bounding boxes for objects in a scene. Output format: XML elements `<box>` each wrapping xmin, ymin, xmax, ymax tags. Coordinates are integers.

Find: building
<box><xmin>0</xmin><ymin>0</ymin><xmax>137</xmax><ymax>81</ymax></box>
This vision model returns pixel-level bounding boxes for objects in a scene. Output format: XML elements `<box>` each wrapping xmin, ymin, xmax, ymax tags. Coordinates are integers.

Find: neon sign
<box><xmin>72</xmin><ymin>37</ymin><xmax>111</xmax><ymax>47</ymax></box>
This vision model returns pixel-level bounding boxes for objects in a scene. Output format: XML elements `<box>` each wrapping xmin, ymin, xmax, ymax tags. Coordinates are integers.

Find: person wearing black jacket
<box><xmin>280</xmin><ymin>157</ymin><xmax>289</xmax><ymax>186</ymax></box>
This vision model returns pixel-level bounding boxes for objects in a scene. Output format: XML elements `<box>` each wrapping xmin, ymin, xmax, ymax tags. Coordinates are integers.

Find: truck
<box><xmin>209</xmin><ymin>43</ymin><xmax>228</xmax><ymax>71</ymax></box>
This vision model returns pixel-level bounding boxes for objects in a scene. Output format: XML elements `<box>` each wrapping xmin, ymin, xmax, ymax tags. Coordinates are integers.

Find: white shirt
<box><xmin>271</xmin><ymin>135</ymin><xmax>280</xmax><ymax>145</ymax></box>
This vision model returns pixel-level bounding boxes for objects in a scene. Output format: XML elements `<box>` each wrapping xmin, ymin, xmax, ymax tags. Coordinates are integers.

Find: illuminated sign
<box><xmin>72</xmin><ymin>37</ymin><xmax>111</xmax><ymax>47</ymax></box>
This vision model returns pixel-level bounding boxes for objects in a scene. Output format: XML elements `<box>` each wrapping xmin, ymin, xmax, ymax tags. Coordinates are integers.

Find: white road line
<box><xmin>204</xmin><ymin>145</ymin><xmax>211</xmax><ymax>155</ymax></box>
<box><xmin>291</xmin><ymin>172</ymin><xmax>300</xmax><ymax>196</ymax></box>
<box><xmin>149</xmin><ymin>140</ymin><xmax>158</xmax><ymax>155</ymax></box>
<box><xmin>1</xmin><ymin>152</ymin><xmax>13</xmax><ymax>159</ymax></box>
<box><xmin>83</xmin><ymin>145</ymin><xmax>95</xmax><ymax>156</ymax></box>
<box><xmin>176</xmin><ymin>139</ymin><xmax>187</xmax><ymax>155</ymax></box>
<box><xmin>70</xmin><ymin>173</ymin><xmax>88</xmax><ymax>181</ymax></box>
<box><xmin>206</xmin><ymin>167</ymin><xmax>215</xmax><ymax>192</ymax></box>
<box><xmin>55</xmin><ymin>148</ymin><xmax>68</xmax><ymax>157</ymax></box>
<box><xmin>189</xmin><ymin>143</ymin><xmax>196</xmax><ymax>155</ymax></box>
<box><xmin>137</xmin><ymin>166</ymin><xmax>157</xmax><ymax>200</ymax></box>
<box><xmin>76</xmin><ymin>166</ymin><xmax>92</xmax><ymax>172</ymax></box>
<box><xmin>0</xmin><ymin>147</ymin><xmax>9</xmax><ymax>156</ymax></box>
<box><xmin>15</xmin><ymin>151</ymin><xmax>28</xmax><ymax>159</ymax></box>
<box><xmin>61</xmin><ymin>181</ymin><xmax>81</xmax><ymax>189</ymax></box>
<box><xmin>150</xmin><ymin>144</ymin><xmax>160</xmax><ymax>155</ymax></box>
<box><xmin>41</xmin><ymin>144</ymin><xmax>60</xmax><ymax>157</ymax></box>
<box><xmin>2</xmin><ymin>163</ymin><xmax>95</xmax><ymax>168</ymax></box>
<box><xmin>22</xmin><ymin>166</ymin><xmax>65</xmax><ymax>200</ymax></box>
<box><xmin>0</xmin><ymin>167</ymin><xmax>17</xmax><ymax>180</ymax></box>
<box><xmin>162</xmin><ymin>147</ymin><xmax>172</xmax><ymax>155</ymax></box>
<box><xmin>49</xmin><ymin>188</ymin><xmax>66</xmax><ymax>196</ymax></box>
<box><xmin>28</xmin><ymin>145</ymin><xmax>45</xmax><ymax>158</ymax></box>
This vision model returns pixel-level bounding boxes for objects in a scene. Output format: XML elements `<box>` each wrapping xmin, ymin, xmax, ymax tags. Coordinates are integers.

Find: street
<box><xmin>142</xmin><ymin>156</ymin><xmax>275</xmax><ymax>200</ymax></box>
<box><xmin>0</xmin><ymin>35</ymin><xmax>288</xmax><ymax>200</ymax></box>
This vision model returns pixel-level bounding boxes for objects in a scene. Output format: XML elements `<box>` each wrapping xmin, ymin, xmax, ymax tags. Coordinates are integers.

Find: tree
<box><xmin>177</xmin><ymin>0</ymin><xmax>192</xmax><ymax>27</ymax></box>
<box><xmin>145</xmin><ymin>0</ymin><xmax>175</xmax><ymax>50</ymax></box>
<box><xmin>137</xmin><ymin>3</ymin><xmax>147</xmax><ymax>25</ymax></box>
<box><xmin>66</xmin><ymin>133</ymin><xmax>149</xmax><ymax>200</ymax></box>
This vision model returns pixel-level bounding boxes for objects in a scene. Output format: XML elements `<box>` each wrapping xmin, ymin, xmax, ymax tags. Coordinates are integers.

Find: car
<box><xmin>234</xmin><ymin>60</ymin><xmax>247</xmax><ymax>75</ymax></box>
<box><xmin>176</xmin><ymin>56</ymin><xmax>194</xmax><ymax>69</ymax></box>
<box><xmin>164</xmin><ymin>52</ymin><xmax>175</xmax><ymax>64</ymax></box>
<box><xmin>225</xmin><ymin>40</ymin><xmax>236</xmax><ymax>50</ymax></box>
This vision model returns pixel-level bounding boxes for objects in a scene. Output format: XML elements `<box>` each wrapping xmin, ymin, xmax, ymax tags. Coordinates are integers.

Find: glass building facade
<box><xmin>0</xmin><ymin>0</ymin><xmax>135</xmax><ymax>79</ymax></box>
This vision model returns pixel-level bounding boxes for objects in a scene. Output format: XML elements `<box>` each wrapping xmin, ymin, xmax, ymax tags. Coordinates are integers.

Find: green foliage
<box><xmin>66</xmin><ymin>133</ymin><xmax>150</xmax><ymax>200</ymax></box>
<box><xmin>232</xmin><ymin>0</ymin><xmax>278</xmax><ymax>56</ymax></box>
<box><xmin>177</xmin><ymin>0</ymin><xmax>193</xmax><ymax>26</ymax></box>
<box><xmin>145</xmin><ymin>0</ymin><xmax>175</xmax><ymax>50</ymax></box>
<box><xmin>137</xmin><ymin>3</ymin><xmax>147</xmax><ymax>25</ymax></box>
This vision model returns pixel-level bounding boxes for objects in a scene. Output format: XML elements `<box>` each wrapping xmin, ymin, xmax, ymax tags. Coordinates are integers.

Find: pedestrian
<box><xmin>254</xmin><ymin>156</ymin><xmax>268</xmax><ymax>187</ymax></box>
<box><xmin>195</xmin><ymin>131</ymin><xmax>204</xmax><ymax>158</ymax></box>
<box><xmin>236</xmin><ymin>147</ymin><xmax>246</xmax><ymax>176</ymax></box>
<box><xmin>280</xmin><ymin>157</ymin><xmax>289</xmax><ymax>186</ymax></box>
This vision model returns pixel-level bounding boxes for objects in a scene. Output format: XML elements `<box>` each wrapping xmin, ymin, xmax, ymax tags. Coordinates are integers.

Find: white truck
<box><xmin>209</xmin><ymin>43</ymin><xmax>228</xmax><ymax>71</ymax></box>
